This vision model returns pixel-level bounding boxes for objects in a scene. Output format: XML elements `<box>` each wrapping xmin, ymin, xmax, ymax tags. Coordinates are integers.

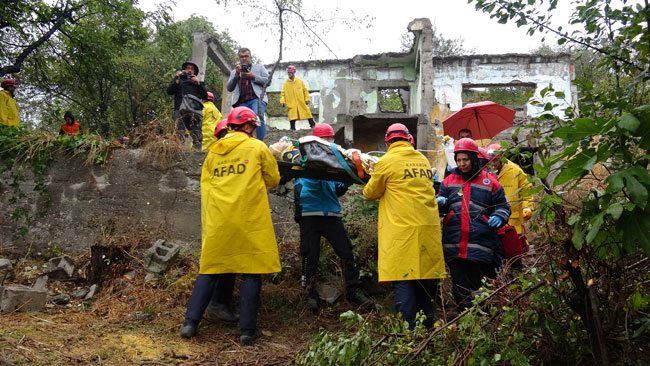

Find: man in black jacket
<box><xmin>167</xmin><ymin>61</ymin><xmax>207</xmax><ymax>150</ymax></box>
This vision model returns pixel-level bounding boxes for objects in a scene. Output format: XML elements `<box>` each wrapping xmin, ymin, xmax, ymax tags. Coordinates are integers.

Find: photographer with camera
<box><xmin>167</xmin><ymin>61</ymin><xmax>208</xmax><ymax>150</ymax></box>
<box><xmin>226</xmin><ymin>48</ymin><xmax>269</xmax><ymax>141</ymax></box>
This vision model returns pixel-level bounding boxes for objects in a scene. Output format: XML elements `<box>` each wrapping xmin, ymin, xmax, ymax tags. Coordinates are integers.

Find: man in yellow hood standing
<box><xmin>0</xmin><ymin>79</ymin><xmax>19</xmax><ymax>128</ymax></box>
<box><xmin>362</xmin><ymin>123</ymin><xmax>445</xmax><ymax>330</ymax></box>
<box><xmin>181</xmin><ymin>106</ymin><xmax>280</xmax><ymax>346</ymax></box>
<box><xmin>201</xmin><ymin>91</ymin><xmax>223</xmax><ymax>151</ymax></box>
<box><xmin>280</xmin><ymin>65</ymin><xmax>315</xmax><ymax>130</ymax></box>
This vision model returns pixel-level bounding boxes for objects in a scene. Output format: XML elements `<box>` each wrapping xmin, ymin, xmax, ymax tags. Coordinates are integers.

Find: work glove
<box><xmin>522</xmin><ymin>208</ymin><xmax>532</xmax><ymax>221</ymax></box>
<box><xmin>436</xmin><ymin>196</ymin><xmax>447</xmax><ymax>206</ymax></box>
<box><xmin>488</xmin><ymin>215</ymin><xmax>504</xmax><ymax>227</ymax></box>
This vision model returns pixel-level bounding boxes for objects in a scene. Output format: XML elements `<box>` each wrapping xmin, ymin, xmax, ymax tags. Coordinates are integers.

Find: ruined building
<box><xmin>192</xmin><ymin>18</ymin><xmax>575</xmax><ymax>173</ymax></box>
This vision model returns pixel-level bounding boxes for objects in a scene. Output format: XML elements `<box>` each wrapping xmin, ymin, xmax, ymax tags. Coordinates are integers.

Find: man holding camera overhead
<box><xmin>167</xmin><ymin>60</ymin><xmax>208</xmax><ymax>150</ymax></box>
<box><xmin>227</xmin><ymin>48</ymin><xmax>270</xmax><ymax>141</ymax></box>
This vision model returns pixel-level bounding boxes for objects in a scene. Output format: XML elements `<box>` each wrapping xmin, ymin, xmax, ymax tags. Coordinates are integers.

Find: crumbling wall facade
<box><xmin>432</xmin><ymin>54</ymin><xmax>576</xmax><ymax>116</ymax></box>
<box><xmin>0</xmin><ymin>150</ymin><xmax>295</xmax><ymax>256</ymax></box>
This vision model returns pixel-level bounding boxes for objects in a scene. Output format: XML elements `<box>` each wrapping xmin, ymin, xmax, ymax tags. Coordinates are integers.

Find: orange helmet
<box><xmin>486</xmin><ymin>143</ymin><xmax>502</xmax><ymax>157</ymax></box>
<box><xmin>227</xmin><ymin>106</ymin><xmax>259</xmax><ymax>127</ymax></box>
<box><xmin>206</xmin><ymin>91</ymin><xmax>214</xmax><ymax>101</ymax></box>
<box><xmin>313</xmin><ymin>123</ymin><xmax>334</xmax><ymax>138</ymax></box>
<box><xmin>287</xmin><ymin>65</ymin><xmax>296</xmax><ymax>72</ymax></box>
<box><xmin>454</xmin><ymin>138</ymin><xmax>479</xmax><ymax>154</ymax></box>
<box><xmin>385</xmin><ymin>123</ymin><xmax>410</xmax><ymax>143</ymax></box>
<box><xmin>214</xmin><ymin>119</ymin><xmax>228</xmax><ymax>137</ymax></box>
<box><xmin>478</xmin><ymin>147</ymin><xmax>489</xmax><ymax>160</ymax></box>
<box><xmin>1</xmin><ymin>79</ymin><xmax>16</xmax><ymax>88</ymax></box>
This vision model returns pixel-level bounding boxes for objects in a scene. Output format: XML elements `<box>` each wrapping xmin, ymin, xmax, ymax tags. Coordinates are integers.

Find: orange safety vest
<box><xmin>61</xmin><ymin>121</ymin><xmax>80</xmax><ymax>136</ymax></box>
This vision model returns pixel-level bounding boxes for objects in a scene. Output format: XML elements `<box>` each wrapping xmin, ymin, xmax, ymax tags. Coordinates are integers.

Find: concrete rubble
<box><xmin>144</xmin><ymin>239</ymin><xmax>180</xmax><ymax>274</ymax></box>
<box><xmin>0</xmin><ymin>258</ymin><xmax>13</xmax><ymax>283</ymax></box>
<box><xmin>43</xmin><ymin>255</ymin><xmax>75</xmax><ymax>279</ymax></box>
<box><xmin>0</xmin><ymin>285</ymin><xmax>47</xmax><ymax>313</ymax></box>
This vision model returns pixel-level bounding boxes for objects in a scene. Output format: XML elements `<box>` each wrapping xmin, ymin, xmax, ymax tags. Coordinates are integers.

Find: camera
<box><xmin>180</xmin><ymin>70</ymin><xmax>193</xmax><ymax>80</ymax></box>
<box><xmin>240</xmin><ymin>64</ymin><xmax>250</xmax><ymax>73</ymax></box>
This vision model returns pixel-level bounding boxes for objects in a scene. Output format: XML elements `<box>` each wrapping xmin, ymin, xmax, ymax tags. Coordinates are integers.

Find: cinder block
<box><xmin>143</xmin><ymin>239</ymin><xmax>180</xmax><ymax>274</ymax></box>
<box><xmin>0</xmin><ymin>285</ymin><xmax>47</xmax><ymax>313</ymax></box>
<box><xmin>43</xmin><ymin>255</ymin><xmax>75</xmax><ymax>279</ymax></box>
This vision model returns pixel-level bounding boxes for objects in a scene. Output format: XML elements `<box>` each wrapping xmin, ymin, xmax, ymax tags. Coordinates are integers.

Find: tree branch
<box><xmin>0</xmin><ymin>8</ymin><xmax>73</xmax><ymax>76</ymax></box>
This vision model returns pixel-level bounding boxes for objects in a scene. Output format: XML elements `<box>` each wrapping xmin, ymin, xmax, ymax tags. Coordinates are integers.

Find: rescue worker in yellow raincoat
<box><xmin>0</xmin><ymin>79</ymin><xmax>19</xmax><ymax>128</ymax></box>
<box><xmin>201</xmin><ymin>91</ymin><xmax>223</xmax><ymax>151</ymax></box>
<box><xmin>486</xmin><ymin>143</ymin><xmax>533</xmax><ymax>234</ymax></box>
<box><xmin>362</xmin><ymin>123</ymin><xmax>446</xmax><ymax>330</ymax></box>
<box><xmin>180</xmin><ymin>106</ymin><xmax>280</xmax><ymax>346</ymax></box>
<box><xmin>280</xmin><ymin>65</ymin><xmax>315</xmax><ymax>130</ymax></box>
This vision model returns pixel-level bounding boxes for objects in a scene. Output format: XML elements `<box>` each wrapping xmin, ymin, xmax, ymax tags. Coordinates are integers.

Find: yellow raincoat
<box><xmin>199</xmin><ymin>131</ymin><xmax>281</xmax><ymax>274</ymax></box>
<box><xmin>201</xmin><ymin>101</ymin><xmax>222</xmax><ymax>151</ymax></box>
<box><xmin>497</xmin><ymin>160</ymin><xmax>533</xmax><ymax>234</ymax></box>
<box><xmin>0</xmin><ymin>90</ymin><xmax>19</xmax><ymax>128</ymax></box>
<box><xmin>362</xmin><ymin>141</ymin><xmax>446</xmax><ymax>282</ymax></box>
<box><xmin>280</xmin><ymin>77</ymin><xmax>312</xmax><ymax>121</ymax></box>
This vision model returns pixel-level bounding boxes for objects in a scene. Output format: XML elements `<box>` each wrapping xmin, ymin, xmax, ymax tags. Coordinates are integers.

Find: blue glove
<box><xmin>436</xmin><ymin>196</ymin><xmax>447</xmax><ymax>206</ymax></box>
<box><xmin>488</xmin><ymin>215</ymin><xmax>504</xmax><ymax>227</ymax></box>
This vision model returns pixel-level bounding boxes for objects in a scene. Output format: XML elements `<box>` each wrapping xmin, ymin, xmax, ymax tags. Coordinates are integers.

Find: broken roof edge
<box><xmin>265</xmin><ymin>50</ymin><xmax>416</xmax><ymax>70</ymax></box>
<box><xmin>432</xmin><ymin>53</ymin><xmax>573</xmax><ymax>63</ymax></box>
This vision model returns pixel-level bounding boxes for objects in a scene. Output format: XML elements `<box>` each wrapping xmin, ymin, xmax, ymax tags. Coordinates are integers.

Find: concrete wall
<box><xmin>431</xmin><ymin>54</ymin><xmax>576</xmax><ymax>117</ymax></box>
<box><xmin>0</xmin><ymin>150</ymin><xmax>295</xmax><ymax>256</ymax></box>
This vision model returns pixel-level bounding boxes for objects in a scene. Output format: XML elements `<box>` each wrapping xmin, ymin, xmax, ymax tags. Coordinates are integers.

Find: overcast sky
<box><xmin>137</xmin><ymin>0</ymin><xmax>576</xmax><ymax>63</ymax></box>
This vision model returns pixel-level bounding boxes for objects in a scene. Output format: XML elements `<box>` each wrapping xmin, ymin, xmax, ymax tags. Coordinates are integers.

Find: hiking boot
<box><xmin>180</xmin><ymin>319</ymin><xmax>199</xmax><ymax>339</ymax></box>
<box><xmin>306</xmin><ymin>295</ymin><xmax>319</xmax><ymax>313</ymax></box>
<box><xmin>204</xmin><ymin>302</ymin><xmax>238</xmax><ymax>323</ymax></box>
<box><xmin>347</xmin><ymin>290</ymin><xmax>374</xmax><ymax>310</ymax></box>
<box><xmin>240</xmin><ymin>329</ymin><xmax>261</xmax><ymax>346</ymax></box>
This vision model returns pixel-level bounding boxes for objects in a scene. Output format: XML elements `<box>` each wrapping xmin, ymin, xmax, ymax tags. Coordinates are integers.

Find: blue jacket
<box><xmin>438</xmin><ymin>168</ymin><xmax>511</xmax><ymax>265</ymax></box>
<box><xmin>293</xmin><ymin>178</ymin><xmax>348</xmax><ymax>221</ymax></box>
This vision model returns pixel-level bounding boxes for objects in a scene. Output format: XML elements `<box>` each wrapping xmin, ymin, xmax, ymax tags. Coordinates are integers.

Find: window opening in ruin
<box><xmin>462</xmin><ymin>84</ymin><xmax>535</xmax><ymax>109</ymax></box>
<box><xmin>378</xmin><ymin>87</ymin><xmax>408</xmax><ymax>113</ymax></box>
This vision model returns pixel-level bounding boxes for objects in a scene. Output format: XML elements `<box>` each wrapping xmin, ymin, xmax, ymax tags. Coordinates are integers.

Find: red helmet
<box><xmin>407</xmin><ymin>134</ymin><xmax>415</xmax><ymax>147</ymax></box>
<box><xmin>227</xmin><ymin>106</ymin><xmax>260</xmax><ymax>127</ymax></box>
<box><xmin>454</xmin><ymin>138</ymin><xmax>479</xmax><ymax>154</ymax></box>
<box><xmin>214</xmin><ymin>119</ymin><xmax>228</xmax><ymax>137</ymax></box>
<box><xmin>486</xmin><ymin>143</ymin><xmax>502</xmax><ymax>156</ymax></box>
<box><xmin>206</xmin><ymin>91</ymin><xmax>214</xmax><ymax>101</ymax></box>
<box><xmin>1</xmin><ymin>79</ymin><xmax>16</xmax><ymax>88</ymax></box>
<box><xmin>478</xmin><ymin>147</ymin><xmax>489</xmax><ymax>160</ymax></box>
<box><xmin>385</xmin><ymin>123</ymin><xmax>410</xmax><ymax>143</ymax></box>
<box><xmin>313</xmin><ymin>123</ymin><xmax>334</xmax><ymax>138</ymax></box>
<box><xmin>287</xmin><ymin>65</ymin><xmax>296</xmax><ymax>72</ymax></box>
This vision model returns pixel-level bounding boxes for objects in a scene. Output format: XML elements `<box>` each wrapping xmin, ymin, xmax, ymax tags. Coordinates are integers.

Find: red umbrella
<box><xmin>443</xmin><ymin>101</ymin><xmax>515</xmax><ymax>141</ymax></box>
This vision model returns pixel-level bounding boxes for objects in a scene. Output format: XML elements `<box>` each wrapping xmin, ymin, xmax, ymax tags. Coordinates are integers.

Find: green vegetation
<box><xmin>462</xmin><ymin>86</ymin><xmax>535</xmax><ymax>109</ymax></box>
<box><xmin>2</xmin><ymin>0</ymin><xmax>238</xmax><ymax>136</ymax></box>
<box><xmin>297</xmin><ymin>1</ymin><xmax>650</xmax><ymax>364</ymax></box>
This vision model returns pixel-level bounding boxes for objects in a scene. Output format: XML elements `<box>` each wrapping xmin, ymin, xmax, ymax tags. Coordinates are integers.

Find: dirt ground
<box><xmin>0</xmin><ymin>241</ymin><xmax>394</xmax><ymax>366</ymax></box>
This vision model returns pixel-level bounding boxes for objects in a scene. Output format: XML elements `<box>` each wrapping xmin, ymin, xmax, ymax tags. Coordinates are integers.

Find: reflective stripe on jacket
<box><xmin>439</xmin><ymin>168</ymin><xmax>511</xmax><ymax>265</ymax></box>
<box><xmin>199</xmin><ymin>131</ymin><xmax>281</xmax><ymax>274</ymax></box>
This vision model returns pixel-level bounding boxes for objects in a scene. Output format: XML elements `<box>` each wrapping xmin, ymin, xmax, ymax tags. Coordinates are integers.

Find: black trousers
<box><xmin>174</xmin><ymin>109</ymin><xmax>202</xmax><ymax>150</ymax></box>
<box><xmin>185</xmin><ymin>273</ymin><xmax>260</xmax><ymax>331</ymax></box>
<box><xmin>393</xmin><ymin>279</ymin><xmax>439</xmax><ymax>330</ymax></box>
<box><xmin>298</xmin><ymin>216</ymin><xmax>361</xmax><ymax>293</ymax></box>
<box><xmin>447</xmin><ymin>258</ymin><xmax>497</xmax><ymax>311</ymax></box>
